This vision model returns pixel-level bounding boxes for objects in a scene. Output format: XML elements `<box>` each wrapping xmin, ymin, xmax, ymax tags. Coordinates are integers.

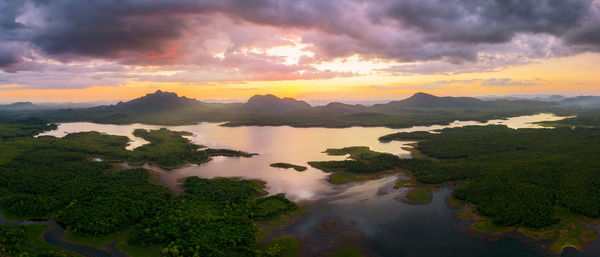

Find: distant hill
<box><xmin>479</xmin><ymin>95</ymin><xmax>566</xmax><ymax>102</ymax></box>
<box><xmin>105</xmin><ymin>90</ymin><xmax>201</xmax><ymax>113</ymax></box>
<box><xmin>8</xmin><ymin>90</ymin><xmax>577</xmax><ymax>127</ymax></box>
<box><xmin>373</xmin><ymin>92</ymin><xmax>489</xmax><ymax>111</ymax></box>
<box><xmin>560</xmin><ymin>96</ymin><xmax>600</xmax><ymax>108</ymax></box>
<box><xmin>0</xmin><ymin>102</ymin><xmax>39</xmax><ymax>110</ymax></box>
<box><xmin>312</xmin><ymin>102</ymin><xmax>371</xmax><ymax>115</ymax></box>
<box><xmin>243</xmin><ymin>94</ymin><xmax>311</xmax><ymax>113</ymax></box>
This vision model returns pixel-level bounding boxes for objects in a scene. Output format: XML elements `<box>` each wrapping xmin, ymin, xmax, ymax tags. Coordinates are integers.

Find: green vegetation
<box><xmin>446</xmin><ymin>195</ymin><xmax>465</xmax><ymax>209</ymax></box>
<box><xmin>537</xmin><ymin>111</ymin><xmax>600</xmax><ymax>128</ymax></box>
<box><xmin>0</xmin><ymin>117</ymin><xmax>56</xmax><ymax>139</ymax></box>
<box><xmin>472</xmin><ymin>220</ymin><xmax>516</xmax><ymax>234</ymax></box>
<box><xmin>0</xmin><ymin>224</ymin><xmax>77</xmax><ymax>256</ymax></box>
<box><xmin>258</xmin><ymin>236</ymin><xmax>300</xmax><ymax>257</ymax></box>
<box><xmin>129</xmin><ymin>128</ymin><xmax>209</xmax><ymax>169</ymax></box>
<box><xmin>129</xmin><ymin>177</ymin><xmax>301</xmax><ymax>257</ymax></box>
<box><xmin>404</xmin><ymin>186</ymin><xmax>433</xmax><ymax>204</ymax></box>
<box><xmin>0</xmin><ymin>119</ymin><xmax>299</xmax><ymax>256</ymax></box>
<box><xmin>381</xmin><ymin>124</ymin><xmax>600</xmax><ymax>251</ymax></box>
<box><xmin>206</xmin><ymin>148</ymin><xmax>257</xmax><ymax>157</ymax></box>
<box><xmin>117</xmin><ymin>241</ymin><xmax>162</xmax><ymax>257</ymax></box>
<box><xmin>308</xmin><ymin>147</ymin><xmax>401</xmax><ymax>183</ymax></box>
<box><xmin>14</xmin><ymin>91</ymin><xmax>560</xmax><ymax>128</ymax></box>
<box><xmin>308</xmin><ymin>146</ymin><xmax>402</xmax><ymax>184</ymax></box>
<box><xmin>333</xmin><ymin>248</ymin><xmax>363</xmax><ymax>257</ymax></box>
<box><xmin>322</xmin><ymin>146</ymin><xmax>371</xmax><ymax>155</ymax></box>
<box><xmin>519</xmin><ymin>209</ymin><xmax>598</xmax><ymax>252</ymax></box>
<box><xmin>270</xmin><ymin>163</ymin><xmax>307</xmax><ymax>171</ymax></box>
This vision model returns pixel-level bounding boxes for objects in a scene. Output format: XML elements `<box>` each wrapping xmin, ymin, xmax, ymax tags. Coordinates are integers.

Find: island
<box><xmin>308</xmin><ymin>146</ymin><xmax>402</xmax><ymax>185</ymax></box>
<box><xmin>0</xmin><ymin>118</ymin><xmax>303</xmax><ymax>257</ymax></box>
<box><xmin>379</xmin><ymin>118</ymin><xmax>600</xmax><ymax>253</ymax></box>
<box><xmin>270</xmin><ymin>162</ymin><xmax>307</xmax><ymax>171</ymax></box>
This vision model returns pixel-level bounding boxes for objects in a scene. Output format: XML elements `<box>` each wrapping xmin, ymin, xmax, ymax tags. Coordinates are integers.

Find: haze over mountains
<box><xmin>2</xmin><ymin>90</ymin><xmax>599</xmax><ymax>128</ymax></box>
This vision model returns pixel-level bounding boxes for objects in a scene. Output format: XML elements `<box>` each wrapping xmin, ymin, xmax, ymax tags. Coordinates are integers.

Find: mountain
<box><xmin>0</xmin><ymin>102</ymin><xmax>39</xmax><ymax>110</ymax></box>
<box><xmin>106</xmin><ymin>90</ymin><xmax>201</xmax><ymax>113</ymax></box>
<box><xmin>373</xmin><ymin>92</ymin><xmax>489</xmax><ymax>111</ymax></box>
<box><xmin>11</xmin><ymin>90</ymin><xmax>566</xmax><ymax>127</ymax></box>
<box><xmin>560</xmin><ymin>96</ymin><xmax>600</xmax><ymax>108</ymax></box>
<box><xmin>312</xmin><ymin>102</ymin><xmax>371</xmax><ymax>115</ymax></box>
<box><xmin>243</xmin><ymin>94</ymin><xmax>311</xmax><ymax>113</ymax></box>
<box><xmin>536</xmin><ymin>95</ymin><xmax>566</xmax><ymax>102</ymax></box>
<box><xmin>478</xmin><ymin>94</ymin><xmax>566</xmax><ymax>102</ymax></box>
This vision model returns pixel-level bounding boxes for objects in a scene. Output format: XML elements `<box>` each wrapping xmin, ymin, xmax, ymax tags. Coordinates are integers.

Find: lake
<box><xmin>37</xmin><ymin>113</ymin><xmax>599</xmax><ymax>256</ymax></box>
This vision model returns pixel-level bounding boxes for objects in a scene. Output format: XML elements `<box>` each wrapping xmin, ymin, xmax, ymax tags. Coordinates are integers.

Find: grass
<box><xmin>270</xmin><ymin>162</ymin><xmax>307</xmax><ymax>171</ymax></box>
<box><xmin>472</xmin><ymin>221</ymin><xmax>516</xmax><ymax>233</ymax></box>
<box><xmin>457</xmin><ymin>210</ymin><xmax>474</xmax><ymax>220</ymax></box>
<box><xmin>333</xmin><ymin>248</ymin><xmax>363</xmax><ymax>257</ymax></box>
<box><xmin>459</xmin><ymin>208</ymin><xmax>598</xmax><ymax>253</ymax></box>
<box><xmin>518</xmin><ymin>209</ymin><xmax>598</xmax><ymax>253</ymax></box>
<box><xmin>255</xmin><ymin>225</ymin><xmax>271</xmax><ymax>243</ymax></box>
<box><xmin>405</xmin><ymin>186</ymin><xmax>433</xmax><ymax>204</ymax></box>
<box><xmin>393</xmin><ymin>179</ymin><xmax>410</xmax><ymax>189</ymax></box>
<box><xmin>446</xmin><ymin>195</ymin><xmax>465</xmax><ymax>208</ymax></box>
<box><xmin>261</xmin><ymin>205</ymin><xmax>307</xmax><ymax>227</ymax></box>
<box><xmin>393</xmin><ymin>171</ymin><xmax>417</xmax><ymax>189</ymax></box>
<box><xmin>261</xmin><ymin>236</ymin><xmax>300</xmax><ymax>257</ymax></box>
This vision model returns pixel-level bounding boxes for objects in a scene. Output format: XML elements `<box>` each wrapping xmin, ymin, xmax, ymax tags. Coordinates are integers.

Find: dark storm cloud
<box><xmin>381</xmin><ymin>0</ymin><xmax>591</xmax><ymax>43</ymax></box>
<box><xmin>0</xmin><ymin>0</ymin><xmax>599</xmax><ymax>72</ymax></box>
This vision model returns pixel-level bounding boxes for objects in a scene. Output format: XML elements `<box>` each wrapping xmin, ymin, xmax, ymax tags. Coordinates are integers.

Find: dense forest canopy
<box><xmin>0</xmin><ymin>119</ymin><xmax>298</xmax><ymax>257</ymax></box>
<box><xmin>382</xmin><ymin>123</ymin><xmax>600</xmax><ymax>228</ymax></box>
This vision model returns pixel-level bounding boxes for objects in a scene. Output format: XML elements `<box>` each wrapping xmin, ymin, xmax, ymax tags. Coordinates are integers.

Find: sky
<box><xmin>1</xmin><ymin>0</ymin><xmax>599</xmax><ymax>102</ymax></box>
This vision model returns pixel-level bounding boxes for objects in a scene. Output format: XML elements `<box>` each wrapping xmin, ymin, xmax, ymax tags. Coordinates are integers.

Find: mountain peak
<box><xmin>144</xmin><ymin>90</ymin><xmax>180</xmax><ymax>98</ymax></box>
<box><xmin>0</xmin><ymin>101</ymin><xmax>38</xmax><ymax>110</ymax></box>
<box><xmin>373</xmin><ymin>92</ymin><xmax>487</xmax><ymax>110</ymax></box>
<box><xmin>112</xmin><ymin>90</ymin><xmax>199</xmax><ymax>112</ymax></box>
<box><xmin>407</xmin><ymin>92</ymin><xmax>437</xmax><ymax>100</ymax></box>
<box><xmin>245</xmin><ymin>94</ymin><xmax>311</xmax><ymax>113</ymax></box>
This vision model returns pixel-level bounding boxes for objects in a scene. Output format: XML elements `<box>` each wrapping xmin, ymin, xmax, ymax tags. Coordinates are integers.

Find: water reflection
<box><xmin>34</xmin><ymin>113</ymin><xmax>600</xmax><ymax>256</ymax></box>
<box><xmin>38</xmin><ymin>113</ymin><xmax>568</xmax><ymax>201</ymax></box>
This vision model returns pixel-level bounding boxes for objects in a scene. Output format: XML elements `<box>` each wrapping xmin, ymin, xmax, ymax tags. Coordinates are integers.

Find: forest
<box><xmin>0</xmin><ymin>118</ymin><xmax>300</xmax><ymax>257</ymax></box>
<box><xmin>381</xmin><ymin>124</ymin><xmax>600</xmax><ymax>229</ymax></box>
<box><xmin>308</xmin><ymin>146</ymin><xmax>403</xmax><ymax>184</ymax></box>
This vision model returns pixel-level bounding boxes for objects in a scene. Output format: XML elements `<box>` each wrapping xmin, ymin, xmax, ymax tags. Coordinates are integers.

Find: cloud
<box><xmin>481</xmin><ymin>78</ymin><xmax>545</xmax><ymax>87</ymax></box>
<box><xmin>0</xmin><ymin>0</ymin><xmax>599</xmax><ymax>89</ymax></box>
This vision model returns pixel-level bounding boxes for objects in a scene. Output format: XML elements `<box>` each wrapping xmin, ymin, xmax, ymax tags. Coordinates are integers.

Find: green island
<box><xmin>0</xmin><ymin>118</ymin><xmax>302</xmax><ymax>257</ymax></box>
<box><xmin>130</xmin><ymin>128</ymin><xmax>255</xmax><ymax>169</ymax></box>
<box><xmin>270</xmin><ymin>162</ymin><xmax>308</xmax><ymax>171</ymax></box>
<box><xmin>307</xmin><ymin>146</ymin><xmax>434</xmax><ymax>203</ymax></box>
<box><xmin>308</xmin><ymin>146</ymin><xmax>402</xmax><ymax>185</ymax></box>
<box><xmin>379</xmin><ymin>118</ymin><xmax>600</xmax><ymax>252</ymax></box>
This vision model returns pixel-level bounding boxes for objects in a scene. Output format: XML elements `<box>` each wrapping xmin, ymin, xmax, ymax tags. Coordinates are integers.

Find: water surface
<box><xmin>36</xmin><ymin>113</ymin><xmax>598</xmax><ymax>256</ymax></box>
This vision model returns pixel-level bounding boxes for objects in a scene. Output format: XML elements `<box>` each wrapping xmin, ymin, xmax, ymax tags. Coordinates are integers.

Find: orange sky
<box><xmin>1</xmin><ymin>52</ymin><xmax>598</xmax><ymax>103</ymax></box>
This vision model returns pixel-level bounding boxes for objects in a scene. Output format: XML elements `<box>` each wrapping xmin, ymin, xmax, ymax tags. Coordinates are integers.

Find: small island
<box><xmin>270</xmin><ymin>162</ymin><xmax>307</xmax><ymax>171</ymax></box>
<box><xmin>308</xmin><ymin>146</ymin><xmax>402</xmax><ymax>184</ymax></box>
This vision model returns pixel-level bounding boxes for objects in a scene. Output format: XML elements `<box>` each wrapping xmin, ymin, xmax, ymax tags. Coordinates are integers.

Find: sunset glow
<box><xmin>1</xmin><ymin>0</ymin><xmax>599</xmax><ymax>102</ymax></box>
